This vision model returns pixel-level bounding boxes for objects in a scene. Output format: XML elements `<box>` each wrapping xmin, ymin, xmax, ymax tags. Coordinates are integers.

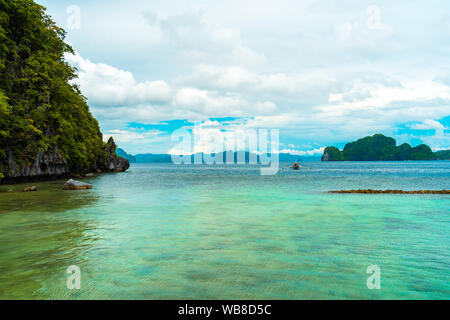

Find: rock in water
<box><xmin>103</xmin><ymin>137</ymin><xmax>130</xmax><ymax>172</ymax></box>
<box><xmin>63</xmin><ymin>179</ymin><xmax>92</xmax><ymax>190</ymax></box>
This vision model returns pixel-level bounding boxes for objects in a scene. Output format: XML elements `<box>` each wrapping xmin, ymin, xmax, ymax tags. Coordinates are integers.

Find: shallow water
<box><xmin>0</xmin><ymin>162</ymin><xmax>449</xmax><ymax>299</ymax></box>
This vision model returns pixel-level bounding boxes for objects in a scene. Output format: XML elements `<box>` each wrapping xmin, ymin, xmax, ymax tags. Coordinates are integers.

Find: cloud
<box><xmin>145</xmin><ymin>9</ymin><xmax>266</xmax><ymax>67</ymax></box>
<box><xmin>409</xmin><ymin>119</ymin><xmax>446</xmax><ymax>131</ymax></box>
<box><xmin>174</xmin><ymin>88</ymin><xmax>247</xmax><ymax>116</ymax></box>
<box><xmin>409</xmin><ymin>120</ymin><xmax>449</xmax><ymax>150</ymax></box>
<box><xmin>279</xmin><ymin>147</ymin><xmax>325</xmax><ymax>156</ymax></box>
<box><xmin>168</xmin><ymin>120</ymin><xmax>280</xmax><ymax>155</ymax></box>
<box><xmin>103</xmin><ymin>128</ymin><xmax>170</xmax><ymax>154</ymax></box>
<box><xmin>334</xmin><ymin>5</ymin><xmax>392</xmax><ymax>47</ymax></box>
<box><xmin>68</xmin><ymin>50</ymin><xmax>450</xmax><ymax>151</ymax></box>
<box><xmin>176</xmin><ymin>64</ymin><xmax>338</xmax><ymax>104</ymax></box>
<box><xmin>47</xmin><ymin>0</ymin><xmax>450</xmax><ymax>154</ymax></box>
<box><xmin>66</xmin><ymin>53</ymin><xmax>172</xmax><ymax>106</ymax></box>
<box><xmin>103</xmin><ymin>129</ymin><xmax>164</xmax><ymax>143</ymax></box>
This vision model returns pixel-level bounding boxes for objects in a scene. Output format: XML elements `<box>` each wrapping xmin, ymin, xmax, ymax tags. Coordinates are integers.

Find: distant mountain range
<box><xmin>116</xmin><ymin>148</ymin><xmax>321</xmax><ymax>163</ymax></box>
<box><xmin>117</xmin><ymin>134</ymin><xmax>450</xmax><ymax>164</ymax></box>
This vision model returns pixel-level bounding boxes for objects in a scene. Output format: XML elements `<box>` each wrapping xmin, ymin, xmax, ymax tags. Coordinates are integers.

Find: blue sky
<box><xmin>41</xmin><ymin>0</ymin><xmax>450</xmax><ymax>154</ymax></box>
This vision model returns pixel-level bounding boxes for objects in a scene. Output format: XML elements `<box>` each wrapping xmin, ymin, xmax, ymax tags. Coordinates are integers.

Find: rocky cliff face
<box><xmin>100</xmin><ymin>137</ymin><xmax>130</xmax><ymax>173</ymax></box>
<box><xmin>5</xmin><ymin>147</ymin><xmax>69</xmax><ymax>181</ymax></box>
<box><xmin>2</xmin><ymin>137</ymin><xmax>129</xmax><ymax>184</ymax></box>
<box><xmin>321</xmin><ymin>147</ymin><xmax>344</xmax><ymax>161</ymax></box>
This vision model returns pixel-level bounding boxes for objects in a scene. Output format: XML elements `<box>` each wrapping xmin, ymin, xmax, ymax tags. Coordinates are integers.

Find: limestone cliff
<box><xmin>0</xmin><ymin>1</ymin><xmax>129</xmax><ymax>184</ymax></box>
<box><xmin>2</xmin><ymin>137</ymin><xmax>129</xmax><ymax>184</ymax></box>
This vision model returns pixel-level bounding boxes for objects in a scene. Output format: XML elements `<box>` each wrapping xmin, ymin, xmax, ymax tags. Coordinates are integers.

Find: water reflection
<box><xmin>0</xmin><ymin>207</ymin><xmax>100</xmax><ymax>299</ymax></box>
<box><xmin>0</xmin><ymin>163</ymin><xmax>449</xmax><ymax>299</ymax></box>
<box><xmin>0</xmin><ymin>178</ymin><xmax>101</xmax><ymax>299</ymax></box>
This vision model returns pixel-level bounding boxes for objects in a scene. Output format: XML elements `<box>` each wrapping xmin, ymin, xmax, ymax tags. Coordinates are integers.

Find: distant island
<box><xmin>118</xmin><ymin>135</ymin><xmax>450</xmax><ymax>164</ymax></box>
<box><xmin>322</xmin><ymin>134</ymin><xmax>449</xmax><ymax>161</ymax></box>
<box><xmin>116</xmin><ymin>149</ymin><xmax>320</xmax><ymax>164</ymax></box>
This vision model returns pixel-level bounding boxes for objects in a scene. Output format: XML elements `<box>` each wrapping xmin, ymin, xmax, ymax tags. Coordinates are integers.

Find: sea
<box><xmin>0</xmin><ymin>161</ymin><xmax>449</xmax><ymax>299</ymax></box>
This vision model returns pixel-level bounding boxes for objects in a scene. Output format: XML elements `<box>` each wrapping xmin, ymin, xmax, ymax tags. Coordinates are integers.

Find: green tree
<box><xmin>408</xmin><ymin>144</ymin><xmax>436</xmax><ymax>160</ymax></box>
<box><xmin>343</xmin><ymin>134</ymin><xmax>397</xmax><ymax>161</ymax></box>
<box><xmin>435</xmin><ymin>150</ymin><xmax>450</xmax><ymax>160</ymax></box>
<box><xmin>0</xmin><ymin>0</ymin><xmax>112</xmax><ymax>178</ymax></box>
<box><xmin>322</xmin><ymin>147</ymin><xmax>344</xmax><ymax>161</ymax></box>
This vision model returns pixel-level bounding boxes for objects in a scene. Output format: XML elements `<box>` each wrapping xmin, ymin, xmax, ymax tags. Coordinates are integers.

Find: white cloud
<box><xmin>174</xmin><ymin>88</ymin><xmax>243</xmax><ymax>114</ymax></box>
<box><xmin>103</xmin><ymin>129</ymin><xmax>170</xmax><ymax>154</ymax></box>
<box><xmin>318</xmin><ymin>79</ymin><xmax>450</xmax><ymax>127</ymax></box>
<box><xmin>254</xmin><ymin>101</ymin><xmax>277</xmax><ymax>113</ymax></box>
<box><xmin>409</xmin><ymin>120</ymin><xmax>449</xmax><ymax>150</ymax></box>
<box><xmin>279</xmin><ymin>147</ymin><xmax>325</xmax><ymax>156</ymax></box>
<box><xmin>66</xmin><ymin>53</ymin><xmax>172</xmax><ymax>106</ymax></box>
<box><xmin>176</xmin><ymin>64</ymin><xmax>337</xmax><ymax>100</ymax></box>
<box><xmin>147</xmin><ymin>10</ymin><xmax>267</xmax><ymax>68</ymax></box>
<box><xmin>69</xmin><ymin>50</ymin><xmax>450</xmax><ymax>150</ymax></box>
<box><xmin>409</xmin><ymin>119</ymin><xmax>446</xmax><ymax>131</ymax></box>
<box><xmin>47</xmin><ymin>0</ymin><xmax>450</xmax><ymax>153</ymax></box>
<box><xmin>103</xmin><ymin>129</ymin><xmax>164</xmax><ymax>143</ymax></box>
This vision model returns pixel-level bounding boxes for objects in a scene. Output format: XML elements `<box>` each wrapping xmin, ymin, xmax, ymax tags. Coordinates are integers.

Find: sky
<box><xmin>40</xmin><ymin>0</ymin><xmax>450</xmax><ymax>155</ymax></box>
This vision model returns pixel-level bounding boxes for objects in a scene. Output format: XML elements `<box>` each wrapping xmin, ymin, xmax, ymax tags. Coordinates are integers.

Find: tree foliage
<box><xmin>0</xmin><ymin>0</ymin><xmax>109</xmax><ymax>176</ymax></box>
<box><xmin>321</xmin><ymin>147</ymin><xmax>344</xmax><ymax>161</ymax></box>
<box><xmin>435</xmin><ymin>150</ymin><xmax>450</xmax><ymax>160</ymax></box>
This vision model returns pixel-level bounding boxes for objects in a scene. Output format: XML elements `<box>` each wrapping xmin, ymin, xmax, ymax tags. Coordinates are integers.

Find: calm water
<box><xmin>0</xmin><ymin>162</ymin><xmax>449</xmax><ymax>299</ymax></box>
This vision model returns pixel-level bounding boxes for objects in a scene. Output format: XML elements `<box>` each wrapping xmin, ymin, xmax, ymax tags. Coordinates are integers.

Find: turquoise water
<box><xmin>0</xmin><ymin>161</ymin><xmax>449</xmax><ymax>299</ymax></box>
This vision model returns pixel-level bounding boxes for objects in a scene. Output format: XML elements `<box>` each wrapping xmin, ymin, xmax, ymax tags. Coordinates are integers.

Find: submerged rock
<box><xmin>63</xmin><ymin>179</ymin><xmax>92</xmax><ymax>190</ymax></box>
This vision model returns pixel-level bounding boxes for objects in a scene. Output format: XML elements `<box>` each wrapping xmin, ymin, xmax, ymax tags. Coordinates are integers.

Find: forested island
<box><xmin>435</xmin><ymin>150</ymin><xmax>450</xmax><ymax>160</ymax></box>
<box><xmin>322</xmin><ymin>134</ymin><xmax>448</xmax><ymax>161</ymax></box>
<box><xmin>0</xmin><ymin>0</ymin><xmax>129</xmax><ymax>183</ymax></box>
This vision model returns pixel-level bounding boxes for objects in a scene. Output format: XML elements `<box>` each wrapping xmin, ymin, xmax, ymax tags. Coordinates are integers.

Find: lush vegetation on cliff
<box><xmin>0</xmin><ymin>0</ymin><xmax>117</xmax><ymax>180</ymax></box>
<box><xmin>321</xmin><ymin>147</ymin><xmax>344</xmax><ymax>161</ymax></box>
<box><xmin>322</xmin><ymin>134</ymin><xmax>437</xmax><ymax>161</ymax></box>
